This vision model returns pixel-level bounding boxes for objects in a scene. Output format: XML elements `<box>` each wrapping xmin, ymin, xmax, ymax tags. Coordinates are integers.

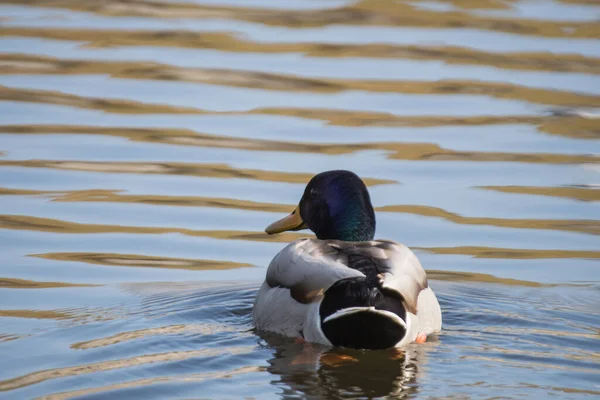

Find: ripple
<box><xmin>3</xmin><ymin>54</ymin><xmax>600</xmax><ymax>105</ymax></box>
<box><xmin>0</xmin><ymin>309</ymin><xmax>74</xmax><ymax>320</ymax></box>
<box><xmin>378</xmin><ymin>205</ymin><xmax>600</xmax><ymax>235</ymax></box>
<box><xmin>32</xmin><ymin>252</ymin><xmax>253</xmax><ymax>270</ymax></box>
<box><xmin>1</xmin><ymin>197</ymin><xmax>599</xmax><ymax>238</ymax></box>
<box><xmin>0</xmin><ymin>159</ymin><xmax>394</xmax><ymax>185</ymax></box>
<box><xmin>1</xmin><ymin>187</ymin><xmax>599</xmax><ymax>239</ymax></box>
<box><xmin>0</xmin><ymin>333</ymin><xmax>26</xmax><ymax>343</ymax></box>
<box><xmin>420</xmin><ymin>246</ymin><xmax>600</xmax><ymax>260</ymax></box>
<box><xmin>37</xmin><ymin>365</ymin><xmax>264</xmax><ymax>400</ymax></box>
<box><xmin>0</xmin><ymin>214</ymin><xmax>307</xmax><ymax>242</ymax></box>
<box><xmin>4</xmin><ymin>113</ymin><xmax>598</xmax><ymax>141</ymax></box>
<box><xmin>70</xmin><ymin>323</ymin><xmax>238</xmax><ymax>350</ymax></box>
<box><xmin>3</xmin><ymin>0</ymin><xmax>598</xmax><ymax>38</ymax></box>
<box><xmin>481</xmin><ymin>185</ymin><xmax>600</xmax><ymax>202</ymax></box>
<box><xmin>0</xmin><ymin>278</ymin><xmax>96</xmax><ymax>289</ymax></box>
<box><xmin>0</xmin><ymin>346</ymin><xmax>255</xmax><ymax>391</ymax></box>
<box><xmin>3</xmin><ymin>25</ymin><xmax>600</xmax><ymax>74</ymax></box>
<box><xmin>1</xmin><ymin>135</ymin><xmax>598</xmax><ymax>165</ymax></box>
<box><xmin>0</xmin><ymin>186</ymin><xmax>291</xmax><ymax>212</ymax></box>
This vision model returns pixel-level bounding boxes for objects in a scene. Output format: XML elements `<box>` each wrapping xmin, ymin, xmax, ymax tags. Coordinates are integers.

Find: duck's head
<box><xmin>265</xmin><ymin>170</ymin><xmax>375</xmax><ymax>242</ymax></box>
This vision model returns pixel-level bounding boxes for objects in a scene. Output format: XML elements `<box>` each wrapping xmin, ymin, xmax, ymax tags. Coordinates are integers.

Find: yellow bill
<box><xmin>265</xmin><ymin>205</ymin><xmax>307</xmax><ymax>234</ymax></box>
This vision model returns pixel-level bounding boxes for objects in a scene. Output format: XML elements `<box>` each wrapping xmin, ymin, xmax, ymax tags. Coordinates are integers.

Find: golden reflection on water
<box><xmin>0</xmin><ymin>277</ymin><xmax>95</xmax><ymax>289</ymax></box>
<box><xmin>3</xmin><ymin>54</ymin><xmax>600</xmax><ymax>109</ymax></box>
<box><xmin>28</xmin><ymin>249</ymin><xmax>600</xmax><ymax>276</ymax></box>
<box><xmin>0</xmin><ymin>334</ymin><xmax>25</xmax><ymax>343</ymax></box>
<box><xmin>419</xmin><ymin>247</ymin><xmax>600</xmax><ymax>260</ymax></box>
<box><xmin>1</xmin><ymin>184</ymin><xmax>598</xmax><ymax>209</ymax></box>
<box><xmin>2</xmin><ymin>143</ymin><xmax>599</xmax><ymax>166</ymax></box>
<box><xmin>2</xmin><ymin>0</ymin><xmax>599</xmax><ymax>37</ymax></box>
<box><xmin>0</xmin><ymin>309</ymin><xmax>74</xmax><ymax>320</ymax></box>
<box><xmin>3</xmin><ymin>118</ymin><xmax>599</xmax><ymax>146</ymax></box>
<box><xmin>0</xmin><ymin>187</ymin><xmax>292</xmax><ymax>212</ymax></box>
<box><xmin>2</xmin><ymin>28</ymin><xmax>600</xmax><ymax>74</ymax></box>
<box><xmin>480</xmin><ymin>185</ymin><xmax>600</xmax><ymax>202</ymax></box>
<box><xmin>32</xmin><ymin>252</ymin><xmax>252</xmax><ymax>270</ymax></box>
<box><xmin>0</xmin><ymin>346</ymin><xmax>256</xmax><ymax>392</ymax></box>
<box><xmin>1</xmin><ymin>209</ymin><xmax>598</xmax><ymax>239</ymax></box>
<box><xmin>378</xmin><ymin>205</ymin><xmax>600</xmax><ymax>235</ymax></box>
<box><xmin>0</xmin><ymin>160</ymin><xmax>395</xmax><ymax>185</ymax></box>
<box><xmin>37</xmin><ymin>366</ymin><xmax>265</xmax><ymax>400</ymax></box>
<box><xmin>0</xmin><ymin>186</ymin><xmax>600</xmax><ymax>212</ymax></box>
<box><xmin>70</xmin><ymin>323</ymin><xmax>238</xmax><ymax>350</ymax></box>
<box><xmin>0</xmin><ymin>214</ymin><xmax>308</xmax><ymax>242</ymax></box>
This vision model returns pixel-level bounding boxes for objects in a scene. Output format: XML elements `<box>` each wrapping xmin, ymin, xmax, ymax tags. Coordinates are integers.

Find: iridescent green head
<box><xmin>265</xmin><ymin>170</ymin><xmax>376</xmax><ymax>242</ymax></box>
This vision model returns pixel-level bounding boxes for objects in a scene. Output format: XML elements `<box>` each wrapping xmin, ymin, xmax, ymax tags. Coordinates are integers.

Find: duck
<box><xmin>253</xmin><ymin>170</ymin><xmax>442</xmax><ymax>349</ymax></box>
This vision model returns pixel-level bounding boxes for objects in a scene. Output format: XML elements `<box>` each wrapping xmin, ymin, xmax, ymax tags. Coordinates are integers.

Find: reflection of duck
<box><xmin>253</xmin><ymin>170</ymin><xmax>442</xmax><ymax>349</ymax></box>
<box><xmin>258</xmin><ymin>331</ymin><xmax>429</xmax><ymax>399</ymax></box>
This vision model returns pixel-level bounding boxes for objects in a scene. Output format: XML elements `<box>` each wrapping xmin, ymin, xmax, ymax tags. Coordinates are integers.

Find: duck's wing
<box><xmin>266</xmin><ymin>238</ymin><xmax>365</xmax><ymax>304</ymax></box>
<box><xmin>329</xmin><ymin>239</ymin><xmax>428</xmax><ymax>315</ymax></box>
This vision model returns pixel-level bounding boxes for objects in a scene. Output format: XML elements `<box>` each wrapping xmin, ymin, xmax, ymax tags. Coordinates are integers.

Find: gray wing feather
<box><xmin>266</xmin><ymin>239</ymin><xmax>365</xmax><ymax>302</ymax></box>
<box><xmin>373</xmin><ymin>240</ymin><xmax>428</xmax><ymax>314</ymax></box>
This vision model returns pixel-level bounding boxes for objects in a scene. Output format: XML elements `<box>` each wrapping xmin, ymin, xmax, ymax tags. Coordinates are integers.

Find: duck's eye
<box><xmin>310</xmin><ymin>188</ymin><xmax>318</xmax><ymax>198</ymax></box>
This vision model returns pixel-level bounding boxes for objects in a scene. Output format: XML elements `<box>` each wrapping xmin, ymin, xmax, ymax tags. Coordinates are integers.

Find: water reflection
<box><xmin>33</xmin><ymin>252</ymin><xmax>252</xmax><ymax>270</ymax></box>
<box><xmin>259</xmin><ymin>332</ymin><xmax>428</xmax><ymax>399</ymax></box>
<box><xmin>3</xmin><ymin>26</ymin><xmax>600</xmax><ymax>73</ymax></box>
<box><xmin>1</xmin><ymin>211</ymin><xmax>598</xmax><ymax>244</ymax></box>
<box><xmin>3</xmin><ymin>54</ymin><xmax>600</xmax><ymax>105</ymax></box>
<box><xmin>3</xmin><ymin>0</ymin><xmax>599</xmax><ymax>38</ymax></box>
<box><xmin>0</xmin><ymin>277</ymin><xmax>95</xmax><ymax>289</ymax></box>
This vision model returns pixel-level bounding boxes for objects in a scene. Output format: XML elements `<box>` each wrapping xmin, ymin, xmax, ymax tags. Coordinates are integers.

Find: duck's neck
<box><xmin>318</xmin><ymin>205</ymin><xmax>376</xmax><ymax>242</ymax></box>
<box><xmin>335</xmin><ymin>221</ymin><xmax>375</xmax><ymax>242</ymax></box>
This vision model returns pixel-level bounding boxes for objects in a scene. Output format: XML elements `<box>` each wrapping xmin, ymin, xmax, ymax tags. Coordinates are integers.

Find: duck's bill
<box><xmin>265</xmin><ymin>206</ymin><xmax>307</xmax><ymax>234</ymax></box>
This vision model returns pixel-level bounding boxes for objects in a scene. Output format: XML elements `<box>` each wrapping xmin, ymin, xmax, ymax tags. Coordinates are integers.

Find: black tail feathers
<box><xmin>319</xmin><ymin>277</ymin><xmax>407</xmax><ymax>349</ymax></box>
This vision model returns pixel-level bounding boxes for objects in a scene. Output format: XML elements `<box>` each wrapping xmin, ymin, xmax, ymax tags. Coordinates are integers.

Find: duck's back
<box><xmin>253</xmin><ymin>238</ymin><xmax>441</xmax><ymax>348</ymax></box>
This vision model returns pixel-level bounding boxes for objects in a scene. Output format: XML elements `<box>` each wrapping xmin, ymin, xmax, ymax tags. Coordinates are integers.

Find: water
<box><xmin>0</xmin><ymin>0</ymin><xmax>599</xmax><ymax>398</ymax></box>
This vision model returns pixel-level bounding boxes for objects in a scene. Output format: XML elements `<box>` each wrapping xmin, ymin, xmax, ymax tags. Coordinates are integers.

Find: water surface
<box><xmin>0</xmin><ymin>0</ymin><xmax>599</xmax><ymax>398</ymax></box>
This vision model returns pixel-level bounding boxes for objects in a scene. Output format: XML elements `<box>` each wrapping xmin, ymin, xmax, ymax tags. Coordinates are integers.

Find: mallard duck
<box><xmin>253</xmin><ymin>170</ymin><xmax>441</xmax><ymax>349</ymax></box>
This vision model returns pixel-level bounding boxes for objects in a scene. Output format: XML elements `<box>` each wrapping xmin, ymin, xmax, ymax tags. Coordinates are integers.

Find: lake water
<box><xmin>1</xmin><ymin>0</ymin><xmax>599</xmax><ymax>398</ymax></box>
